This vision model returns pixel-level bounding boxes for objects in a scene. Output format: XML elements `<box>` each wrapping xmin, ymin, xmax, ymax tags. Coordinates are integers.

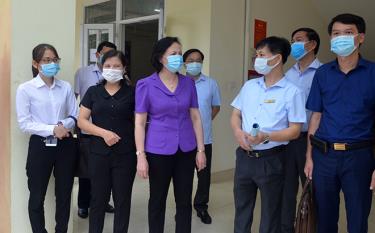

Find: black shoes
<box><xmin>197</xmin><ymin>210</ymin><xmax>212</xmax><ymax>224</ymax></box>
<box><xmin>78</xmin><ymin>203</ymin><xmax>114</xmax><ymax>218</ymax></box>
<box><xmin>78</xmin><ymin>208</ymin><xmax>88</xmax><ymax>219</ymax></box>
<box><xmin>105</xmin><ymin>203</ymin><xmax>115</xmax><ymax>213</ymax></box>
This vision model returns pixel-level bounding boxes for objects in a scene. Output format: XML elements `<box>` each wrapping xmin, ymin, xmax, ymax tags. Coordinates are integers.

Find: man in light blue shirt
<box><xmin>231</xmin><ymin>36</ymin><xmax>306</xmax><ymax>233</ymax></box>
<box><xmin>183</xmin><ymin>49</ymin><xmax>221</xmax><ymax>224</ymax></box>
<box><xmin>281</xmin><ymin>28</ymin><xmax>322</xmax><ymax>233</ymax></box>
<box><xmin>74</xmin><ymin>41</ymin><xmax>117</xmax><ymax>219</ymax></box>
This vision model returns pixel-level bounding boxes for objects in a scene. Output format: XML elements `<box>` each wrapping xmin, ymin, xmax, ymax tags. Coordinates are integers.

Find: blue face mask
<box><xmin>291</xmin><ymin>42</ymin><xmax>308</xmax><ymax>60</ymax></box>
<box><xmin>254</xmin><ymin>55</ymin><xmax>280</xmax><ymax>75</ymax></box>
<box><xmin>40</xmin><ymin>63</ymin><xmax>60</xmax><ymax>78</ymax></box>
<box><xmin>166</xmin><ymin>55</ymin><xmax>183</xmax><ymax>73</ymax></box>
<box><xmin>330</xmin><ymin>35</ymin><xmax>357</xmax><ymax>57</ymax></box>
<box><xmin>186</xmin><ymin>62</ymin><xmax>202</xmax><ymax>76</ymax></box>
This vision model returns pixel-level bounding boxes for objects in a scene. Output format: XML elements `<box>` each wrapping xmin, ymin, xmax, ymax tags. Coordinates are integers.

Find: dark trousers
<box><xmin>78</xmin><ymin>178</ymin><xmax>91</xmax><ymax>209</ymax></box>
<box><xmin>26</xmin><ymin>135</ymin><xmax>77</xmax><ymax>233</ymax></box>
<box><xmin>77</xmin><ymin>135</ymin><xmax>92</xmax><ymax>209</ymax></box>
<box><xmin>281</xmin><ymin>134</ymin><xmax>307</xmax><ymax>233</ymax></box>
<box><xmin>234</xmin><ymin>147</ymin><xmax>285</xmax><ymax>233</ymax></box>
<box><xmin>313</xmin><ymin>147</ymin><xmax>375</xmax><ymax>233</ymax></box>
<box><xmin>88</xmin><ymin>152</ymin><xmax>136</xmax><ymax>233</ymax></box>
<box><xmin>147</xmin><ymin>149</ymin><xmax>196</xmax><ymax>233</ymax></box>
<box><xmin>194</xmin><ymin>144</ymin><xmax>212</xmax><ymax>211</ymax></box>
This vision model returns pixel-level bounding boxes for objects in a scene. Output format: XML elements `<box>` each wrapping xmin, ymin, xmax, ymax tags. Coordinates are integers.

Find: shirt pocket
<box><xmin>262</xmin><ymin>99</ymin><xmax>287</xmax><ymax>125</ymax></box>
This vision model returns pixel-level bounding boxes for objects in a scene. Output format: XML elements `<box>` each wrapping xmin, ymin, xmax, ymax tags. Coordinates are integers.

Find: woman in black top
<box><xmin>78</xmin><ymin>50</ymin><xmax>135</xmax><ymax>233</ymax></box>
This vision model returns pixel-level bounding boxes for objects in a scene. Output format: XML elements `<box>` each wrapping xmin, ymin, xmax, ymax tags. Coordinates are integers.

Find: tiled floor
<box><xmin>72</xmin><ymin>174</ymin><xmax>375</xmax><ymax>233</ymax></box>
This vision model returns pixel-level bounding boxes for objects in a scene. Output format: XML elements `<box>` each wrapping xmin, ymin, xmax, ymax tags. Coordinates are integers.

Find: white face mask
<box><xmin>254</xmin><ymin>55</ymin><xmax>280</xmax><ymax>75</ymax></box>
<box><xmin>102</xmin><ymin>68</ymin><xmax>124</xmax><ymax>83</ymax></box>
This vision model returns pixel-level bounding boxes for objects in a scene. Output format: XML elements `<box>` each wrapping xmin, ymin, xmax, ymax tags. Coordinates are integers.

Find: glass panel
<box><xmin>122</xmin><ymin>0</ymin><xmax>163</xmax><ymax>20</ymax></box>
<box><xmin>87</xmin><ymin>29</ymin><xmax>110</xmax><ymax>65</ymax></box>
<box><xmin>100</xmin><ymin>30</ymin><xmax>109</xmax><ymax>42</ymax></box>
<box><xmin>85</xmin><ymin>0</ymin><xmax>116</xmax><ymax>24</ymax></box>
<box><xmin>122</xmin><ymin>20</ymin><xmax>159</xmax><ymax>81</ymax></box>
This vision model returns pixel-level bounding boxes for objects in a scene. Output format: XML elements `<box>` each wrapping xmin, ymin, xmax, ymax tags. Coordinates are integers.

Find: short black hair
<box><xmin>255</xmin><ymin>36</ymin><xmax>291</xmax><ymax>64</ymax></box>
<box><xmin>291</xmin><ymin>27</ymin><xmax>320</xmax><ymax>55</ymax></box>
<box><xmin>183</xmin><ymin>49</ymin><xmax>204</xmax><ymax>62</ymax></box>
<box><xmin>97</xmin><ymin>41</ymin><xmax>117</xmax><ymax>53</ymax></box>
<box><xmin>328</xmin><ymin>13</ymin><xmax>366</xmax><ymax>35</ymax></box>
<box><xmin>100</xmin><ymin>50</ymin><xmax>131</xmax><ymax>86</ymax></box>
<box><xmin>151</xmin><ymin>37</ymin><xmax>181</xmax><ymax>72</ymax></box>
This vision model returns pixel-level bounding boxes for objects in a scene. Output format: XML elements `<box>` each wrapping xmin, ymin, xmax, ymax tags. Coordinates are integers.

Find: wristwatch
<box><xmin>262</xmin><ymin>134</ymin><xmax>270</xmax><ymax>144</ymax></box>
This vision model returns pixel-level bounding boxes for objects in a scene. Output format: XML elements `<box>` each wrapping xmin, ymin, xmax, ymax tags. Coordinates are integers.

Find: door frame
<box><xmin>81</xmin><ymin>0</ymin><xmax>165</xmax><ymax>66</ymax></box>
<box><xmin>82</xmin><ymin>24</ymin><xmax>115</xmax><ymax>67</ymax></box>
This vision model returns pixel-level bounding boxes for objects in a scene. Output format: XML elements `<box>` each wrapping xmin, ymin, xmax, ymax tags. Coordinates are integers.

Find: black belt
<box><xmin>241</xmin><ymin>145</ymin><xmax>285</xmax><ymax>158</ymax></box>
<box><xmin>80</xmin><ymin>134</ymin><xmax>91</xmax><ymax>139</ymax></box>
<box><xmin>310</xmin><ymin>135</ymin><xmax>373</xmax><ymax>153</ymax></box>
<box><xmin>328</xmin><ymin>141</ymin><xmax>373</xmax><ymax>151</ymax></box>
<box><xmin>30</xmin><ymin>134</ymin><xmax>73</xmax><ymax>142</ymax></box>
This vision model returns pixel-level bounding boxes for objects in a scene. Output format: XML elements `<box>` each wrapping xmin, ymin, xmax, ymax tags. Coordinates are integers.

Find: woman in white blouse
<box><xmin>16</xmin><ymin>43</ymin><xmax>78</xmax><ymax>233</ymax></box>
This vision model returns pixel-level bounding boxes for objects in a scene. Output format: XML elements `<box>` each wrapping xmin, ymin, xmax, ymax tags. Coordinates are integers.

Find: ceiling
<box><xmin>312</xmin><ymin>0</ymin><xmax>375</xmax><ymax>60</ymax></box>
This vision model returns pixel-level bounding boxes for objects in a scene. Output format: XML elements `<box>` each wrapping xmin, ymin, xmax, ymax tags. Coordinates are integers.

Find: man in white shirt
<box><xmin>281</xmin><ymin>28</ymin><xmax>322</xmax><ymax>233</ymax></box>
<box><xmin>183</xmin><ymin>49</ymin><xmax>221</xmax><ymax>224</ymax></box>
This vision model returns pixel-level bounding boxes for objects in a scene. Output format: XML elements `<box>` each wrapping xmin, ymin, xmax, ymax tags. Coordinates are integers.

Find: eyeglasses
<box><xmin>40</xmin><ymin>57</ymin><xmax>61</xmax><ymax>64</ymax></box>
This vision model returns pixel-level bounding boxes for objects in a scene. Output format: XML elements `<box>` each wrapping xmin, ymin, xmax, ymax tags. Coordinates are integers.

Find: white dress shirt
<box><xmin>16</xmin><ymin>75</ymin><xmax>78</xmax><ymax>137</ymax></box>
<box><xmin>231</xmin><ymin>77</ymin><xmax>306</xmax><ymax>150</ymax></box>
<box><xmin>285</xmin><ymin>59</ymin><xmax>322</xmax><ymax>132</ymax></box>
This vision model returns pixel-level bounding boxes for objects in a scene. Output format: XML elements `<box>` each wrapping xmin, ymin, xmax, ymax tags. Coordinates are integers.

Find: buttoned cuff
<box><xmin>60</xmin><ymin>118</ymin><xmax>75</xmax><ymax>130</ymax></box>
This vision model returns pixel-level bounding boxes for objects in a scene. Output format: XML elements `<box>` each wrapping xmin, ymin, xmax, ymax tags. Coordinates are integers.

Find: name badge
<box><xmin>264</xmin><ymin>99</ymin><xmax>276</xmax><ymax>103</ymax></box>
<box><xmin>45</xmin><ymin>136</ymin><xmax>58</xmax><ymax>147</ymax></box>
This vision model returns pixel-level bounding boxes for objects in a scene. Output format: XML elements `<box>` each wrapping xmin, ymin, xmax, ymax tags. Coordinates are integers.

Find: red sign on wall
<box><xmin>254</xmin><ymin>19</ymin><xmax>267</xmax><ymax>48</ymax></box>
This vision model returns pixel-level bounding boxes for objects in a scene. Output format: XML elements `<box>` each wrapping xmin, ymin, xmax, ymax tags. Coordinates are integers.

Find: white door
<box><xmin>82</xmin><ymin>24</ymin><xmax>114</xmax><ymax>67</ymax></box>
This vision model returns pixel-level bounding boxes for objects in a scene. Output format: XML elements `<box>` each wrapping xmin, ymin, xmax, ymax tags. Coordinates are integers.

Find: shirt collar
<box><xmin>150</xmin><ymin>72</ymin><xmax>184</xmax><ymax>96</ymax></box>
<box><xmin>33</xmin><ymin>74</ymin><xmax>62</xmax><ymax>88</ymax></box>
<box><xmin>293</xmin><ymin>58</ymin><xmax>321</xmax><ymax>73</ymax></box>
<box><xmin>92</xmin><ymin>63</ymin><xmax>101</xmax><ymax>73</ymax></box>
<box><xmin>99</xmin><ymin>83</ymin><xmax>129</xmax><ymax>100</ymax></box>
<box><xmin>257</xmin><ymin>76</ymin><xmax>287</xmax><ymax>89</ymax></box>
<box><xmin>195</xmin><ymin>73</ymin><xmax>207</xmax><ymax>83</ymax></box>
<box><xmin>330</xmin><ymin>55</ymin><xmax>368</xmax><ymax>71</ymax></box>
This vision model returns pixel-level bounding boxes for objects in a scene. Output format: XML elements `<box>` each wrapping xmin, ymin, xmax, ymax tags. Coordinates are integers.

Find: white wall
<box><xmin>165</xmin><ymin>0</ymin><xmax>212</xmax><ymax>76</ymax></box>
<box><xmin>312</xmin><ymin>0</ymin><xmax>375</xmax><ymax>60</ymax></box>
<box><xmin>11</xmin><ymin>0</ymin><xmax>76</xmax><ymax>232</ymax></box>
<box><xmin>209</xmin><ymin>0</ymin><xmax>247</xmax><ymax>172</ymax></box>
<box><xmin>248</xmin><ymin>0</ymin><xmax>335</xmax><ymax>70</ymax></box>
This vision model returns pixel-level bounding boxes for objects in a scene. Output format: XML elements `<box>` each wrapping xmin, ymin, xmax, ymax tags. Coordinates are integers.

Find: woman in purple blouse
<box><xmin>135</xmin><ymin>37</ymin><xmax>206</xmax><ymax>233</ymax></box>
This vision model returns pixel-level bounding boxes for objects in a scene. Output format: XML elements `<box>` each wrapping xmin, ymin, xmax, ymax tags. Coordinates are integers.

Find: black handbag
<box><xmin>74</xmin><ymin>127</ymin><xmax>90</xmax><ymax>178</ymax></box>
<box><xmin>295</xmin><ymin>179</ymin><xmax>317</xmax><ymax>233</ymax></box>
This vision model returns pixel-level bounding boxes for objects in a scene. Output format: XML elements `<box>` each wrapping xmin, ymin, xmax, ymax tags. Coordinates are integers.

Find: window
<box><xmin>122</xmin><ymin>0</ymin><xmax>163</xmax><ymax>20</ymax></box>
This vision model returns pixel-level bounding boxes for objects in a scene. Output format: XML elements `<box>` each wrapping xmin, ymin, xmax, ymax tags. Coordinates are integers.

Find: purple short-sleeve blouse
<box><xmin>135</xmin><ymin>72</ymin><xmax>199</xmax><ymax>155</ymax></box>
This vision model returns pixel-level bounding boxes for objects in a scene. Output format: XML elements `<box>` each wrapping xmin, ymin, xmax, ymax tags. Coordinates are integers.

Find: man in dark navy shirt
<box><xmin>305</xmin><ymin>13</ymin><xmax>375</xmax><ymax>233</ymax></box>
